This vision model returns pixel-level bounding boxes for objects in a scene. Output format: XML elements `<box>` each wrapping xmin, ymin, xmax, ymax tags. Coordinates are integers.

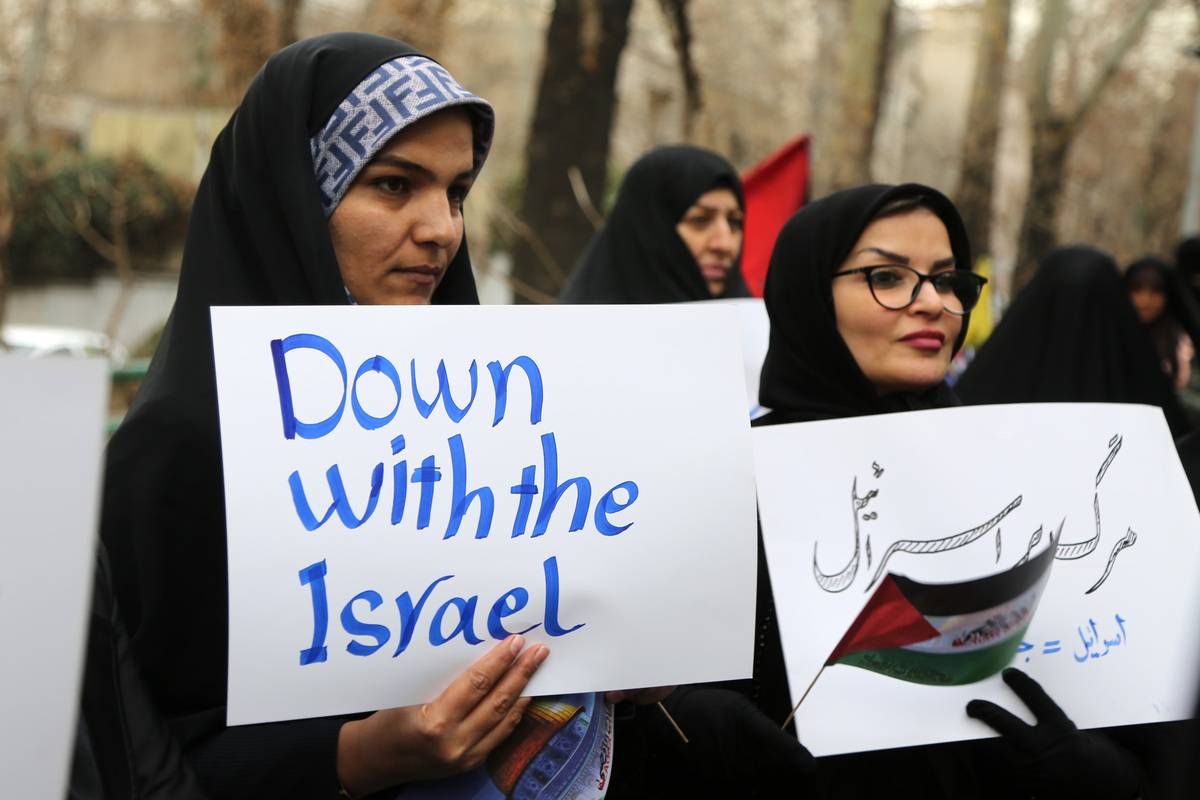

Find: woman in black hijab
<box><xmin>956</xmin><ymin>246</ymin><xmax>1189</xmax><ymax>436</ymax></box>
<box><xmin>753</xmin><ymin>185</ymin><xmax>1142</xmax><ymax>798</ymax></box>
<box><xmin>559</xmin><ymin>145</ymin><xmax>750</xmax><ymax>303</ymax></box>
<box><xmin>1125</xmin><ymin>255</ymin><xmax>1199</xmax><ymax>389</ymax></box>
<box><xmin>99</xmin><ymin>33</ymin><xmax>553</xmax><ymax>798</ymax></box>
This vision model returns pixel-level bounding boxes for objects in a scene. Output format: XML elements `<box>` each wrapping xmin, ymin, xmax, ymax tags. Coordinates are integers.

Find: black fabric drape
<box><xmin>99</xmin><ymin>33</ymin><xmax>481</xmax><ymax>798</ymax></box>
<box><xmin>558</xmin><ymin>145</ymin><xmax>750</xmax><ymax>303</ymax></box>
<box><xmin>956</xmin><ymin>245</ymin><xmax>1188</xmax><ymax>436</ymax></box>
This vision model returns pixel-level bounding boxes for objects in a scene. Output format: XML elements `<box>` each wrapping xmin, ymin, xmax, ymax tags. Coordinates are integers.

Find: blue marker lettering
<box><xmin>351</xmin><ymin>355</ymin><xmax>402</xmax><ymax>430</ymax></box>
<box><xmin>594</xmin><ymin>480</ymin><xmax>639</xmax><ymax>536</ymax></box>
<box><xmin>288</xmin><ymin>463</ymin><xmax>384</xmax><ymax>531</ymax></box>
<box><xmin>270</xmin><ymin>334</ymin><xmax>347</xmax><ymax>440</ymax></box>
<box><xmin>411</xmin><ymin>456</ymin><xmax>442</xmax><ymax>530</ymax></box>
<box><xmin>429</xmin><ymin>596</ymin><xmax>485</xmax><ymax>646</ymax></box>
<box><xmin>543</xmin><ymin>556</ymin><xmax>584</xmax><ymax>636</ymax></box>
<box><xmin>298</xmin><ymin>560</ymin><xmax>330</xmax><ymax>665</ymax></box>
<box><xmin>394</xmin><ymin>574</ymin><xmax>454</xmax><ymax>656</ymax></box>
<box><xmin>486</xmin><ymin>356</ymin><xmax>544</xmax><ymax>426</ymax></box>
<box><xmin>532</xmin><ymin>432</ymin><xmax>591</xmax><ymax>536</ymax></box>
<box><xmin>390</xmin><ymin>434</ymin><xmax>408</xmax><ymax>525</ymax></box>
<box><xmin>341</xmin><ymin>590</ymin><xmax>391</xmax><ymax>656</ymax></box>
<box><xmin>487</xmin><ymin>587</ymin><xmax>539</xmax><ymax>639</ymax></box>
<box><xmin>444</xmin><ymin>434</ymin><xmax>495</xmax><ymax>540</ymax></box>
<box><xmin>510</xmin><ymin>466</ymin><xmax>538</xmax><ymax>537</ymax></box>
<box><xmin>411</xmin><ymin>359</ymin><xmax>478</xmax><ymax>422</ymax></box>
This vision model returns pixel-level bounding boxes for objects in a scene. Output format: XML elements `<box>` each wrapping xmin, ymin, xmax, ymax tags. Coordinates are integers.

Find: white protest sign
<box><xmin>753</xmin><ymin>403</ymin><xmax>1200</xmax><ymax>756</ymax></box>
<box><xmin>0</xmin><ymin>357</ymin><xmax>108</xmax><ymax>797</ymax></box>
<box><xmin>212</xmin><ymin>305</ymin><xmax>757</xmax><ymax>725</ymax></box>
<box><xmin>707</xmin><ymin>298</ymin><xmax>770</xmax><ymax>418</ymax></box>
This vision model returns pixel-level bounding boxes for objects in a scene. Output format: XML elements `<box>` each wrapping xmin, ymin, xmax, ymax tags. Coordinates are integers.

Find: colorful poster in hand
<box><xmin>0</xmin><ymin>357</ymin><xmax>109</xmax><ymax>798</ymax></box>
<box><xmin>407</xmin><ymin>693</ymin><xmax>613</xmax><ymax>800</ymax></box>
<box><xmin>211</xmin><ymin>305</ymin><xmax>757</xmax><ymax>725</ymax></box>
<box><xmin>753</xmin><ymin>403</ymin><xmax>1200</xmax><ymax>755</ymax></box>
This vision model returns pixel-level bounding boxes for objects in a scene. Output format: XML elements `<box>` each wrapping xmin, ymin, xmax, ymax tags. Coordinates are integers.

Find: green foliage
<box><xmin>4</xmin><ymin>148</ymin><xmax>191</xmax><ymax>284</ymax></box>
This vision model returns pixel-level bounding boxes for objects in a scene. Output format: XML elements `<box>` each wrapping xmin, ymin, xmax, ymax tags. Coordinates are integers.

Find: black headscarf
<box><xmin>100</xmin><ymin>32</ymin><xmax>485</xmax><ymax>771</ymax></box>
<box><xmin>558</xmin><ymin>145</ymin><xmax>751</xmax><ymax>303</ymax></box>
<box><xmin>755</xmin><ymin>183</ymin><xmax>972</xmax><ymax>425</ymax></box>
<box><xmin>1124</xmin><ymin>255</ymin><xmax>1200</xmax><ymax>382</ymax></box>
<box><xmin>956</xmin><ymin>246</ymin><xmax>1188</xmax><ymax>435</ymax></box>
<box><xmin>1176</xmin><ymin>235</ymin><xmax>1200</xmax><ymax>305</ymax></box>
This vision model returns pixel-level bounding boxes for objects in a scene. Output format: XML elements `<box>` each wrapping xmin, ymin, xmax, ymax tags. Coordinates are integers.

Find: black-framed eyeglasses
<box><xmin>831</xmin><ymin>264</ymin><xmax>988</xmax><ymax>316</ymax></box>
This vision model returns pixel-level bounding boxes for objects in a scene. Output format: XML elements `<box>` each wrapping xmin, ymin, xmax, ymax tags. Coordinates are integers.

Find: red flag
<box><xmin>740</xmin><ymin>135</ymin><xmax>810</xmax><ymax>297</ymax></box>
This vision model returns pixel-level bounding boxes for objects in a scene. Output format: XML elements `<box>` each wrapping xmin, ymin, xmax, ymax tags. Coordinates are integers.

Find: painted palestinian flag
<box><xmin>826</xmin><ymin>539</ymin><xmax>1055</xmax><ymax>685</ymax></box>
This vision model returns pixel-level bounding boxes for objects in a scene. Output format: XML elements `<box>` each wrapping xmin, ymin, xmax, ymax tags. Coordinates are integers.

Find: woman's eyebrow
<box><xmin>856</xmin><ymin>246</ymin><xmax>908</xmax><ymax>263</ymax></box>
<box><xmin>933</xmin><ymin>257</ymin><xmax>957</xmax><ymax>268</ymax></box>
<box><xmin>367</xmin><ymin>154</ymin><xmax>473</xmax><ymax>183</ymax></box>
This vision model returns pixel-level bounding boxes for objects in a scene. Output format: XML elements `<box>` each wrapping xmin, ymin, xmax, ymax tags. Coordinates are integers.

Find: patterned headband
<box><xmin>311</xmin><ymin>54</ymin><xmax>494</xmax><ymax>217</ymax></box>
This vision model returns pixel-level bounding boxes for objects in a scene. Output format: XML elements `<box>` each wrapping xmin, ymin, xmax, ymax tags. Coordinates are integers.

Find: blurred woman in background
<box><xmin>559</xmin><ymin>145</ymin><xmax>750</xmax><ymax>303</ymax></box>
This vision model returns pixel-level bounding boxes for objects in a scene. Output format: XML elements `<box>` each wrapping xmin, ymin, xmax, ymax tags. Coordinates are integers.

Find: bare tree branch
<box><xmin>567</xmin><ymin>166</ymin><xmax>605</xmax><ymax>231</ymax></box>
<box><xmin>489</xmin><ymin>200</ymin><xmax>566</xmax><ymax>286</ymax></box>
<box><xmin>1069</xmin><ymin>0</ymin><xmax>1164</xmax><ymax>130</ymax></box>
<box><xmin>1029</xmin><ymin>0</ymin><xmax>1069</xmax><ymax>123</ymax></box>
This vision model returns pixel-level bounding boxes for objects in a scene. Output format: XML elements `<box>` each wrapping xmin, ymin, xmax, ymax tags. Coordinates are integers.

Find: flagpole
<box><xmin>656</xmin><ymin>702</ymin><xmax>690</xmax><ymax>744</ymax></box>
<box><xmin>781</xmin><ymin>665</ymin><xmax>826</xmax><ymax>730</ymax></box>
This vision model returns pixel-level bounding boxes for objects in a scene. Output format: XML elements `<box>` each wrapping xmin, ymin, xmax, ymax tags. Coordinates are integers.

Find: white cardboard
<box><xmin>708</xmin><ymin>298</ymin><xmax>770</xmax><ymax>418</ymax></box>
<box><xmin>212</xmin><ymin>305</ymin><xmax>758</xmax><ymax>725</ymax></box>
<box><xmin>0</xmin><ymin>357</ymin><xmax>108</xmax><ymax>798</ymax></box>
<box><xmin>753</xmin><ymin>403</ymin><xmax>1200</xmax><ymax>756</ymax></box>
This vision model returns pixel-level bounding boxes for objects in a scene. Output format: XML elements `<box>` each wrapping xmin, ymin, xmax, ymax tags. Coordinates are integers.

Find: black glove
<box><xmin>650</xmin><ymin>685</ymin><xmax>815</xmax><ymax>793</ymax></box>
<box><xmin>966</xmin><ymin>668</ymin><xmax>1140</xmax><ymax>800</ymax></box>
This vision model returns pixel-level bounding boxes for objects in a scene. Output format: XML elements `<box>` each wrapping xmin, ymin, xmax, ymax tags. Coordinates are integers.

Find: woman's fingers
<box><xmin>966</xmin><ymin>699</ymin><xmax>1034</xmax><ymax>746</ymax></box>
<box><xmin>461</xmin><ymin>695</ymin><xmax>534</xmax><ymax>768</ymax></box>
<box><xmin>1001</xmin><ymin>667</ymin><xmax>1074</xmax><ymax>729</ymax></box>
<box><xmin>432</xmin><ymin>635</ymin><xmax>528</xmax><ymax>723</ymax></box>
<box><xmin>460</xmin><ymin>643</ymin><xmax>549</xmax><ymax>743</ymax></box>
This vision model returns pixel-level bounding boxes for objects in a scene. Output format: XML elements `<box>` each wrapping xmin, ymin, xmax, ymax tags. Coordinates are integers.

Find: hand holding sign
<box><xmin>966</xmin><ymin>668</ymin><xmax>1140</xmax><ymax>799</ymax></box>
<box><xmin>337</xmin><ymin>635</ymin><xmax>549</xmax><ymax>795</ymax></box>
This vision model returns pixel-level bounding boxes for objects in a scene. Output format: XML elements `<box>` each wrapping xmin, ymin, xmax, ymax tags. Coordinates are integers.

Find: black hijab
<box><xmin>101</xmin><ymin>33</ymin><xmax>484</xmax><ymax>743</ymax></box>
<box><xmin>1125</xmin><ymin>255</ymin><xmax>1200</xmax><ymax>382</ymax></box>
<box><xmin>558</xmin><ymin>145</ymin><xmax>751</xmax><ymax>303</ymax></box>
<box><xmin>1176</xmin><ymin>235</ymin><xmax>1200</xmax><ymax>305</ymax></box>
<box><xmin>755</xmin><ymin>183</ymin><xmax>972</xmax><ymax>425</ymax></box>
<box><xmin>956</xmin><ymin>246</ymin><xmax>1188</xmax><ymax>434</ymax></box>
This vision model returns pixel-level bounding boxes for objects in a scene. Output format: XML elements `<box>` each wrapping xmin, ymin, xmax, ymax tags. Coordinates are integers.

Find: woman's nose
<box><xmin>412</xmin><ymin>194</ymin><xmax>458</xmax><ymax>249</ymax></box>
<box><xmin>910</xmin><ymin>276</ymin><xmax>944</xmax><ymax>314</ymax></box>
<box><xmin>708</xmin><ymin>219</ymin><xmax>736</xmax><ymax>254</ymax></box>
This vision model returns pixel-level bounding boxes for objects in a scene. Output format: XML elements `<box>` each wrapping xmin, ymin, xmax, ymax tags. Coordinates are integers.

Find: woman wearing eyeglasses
<box><xmin>746</xmin><ymin>185</ymin><xmax>1143</xmax><ymax>798</ymax></box>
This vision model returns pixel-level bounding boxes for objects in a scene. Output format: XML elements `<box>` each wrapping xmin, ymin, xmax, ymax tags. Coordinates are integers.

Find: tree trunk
<box><xmin>12</xmin><ymin>0</ymin><xmax>54</xmax><ymax>147</ymax></box>
<box><xmin>203</xmin><ymin>0</ymin><xmax>275</xmax><ymax>102</ymax></box>
<box><xmin>510</xmin><ymin>0</ymin><xmax>635</xmax><ymax>303</ymax></box>
<box><xmin>955</xmin><ymin>0</ymin><xmax>1012</xmax><ymax>260</ymax></box>
<box><xmin>1012</xmin><ymin>0</ymin><xmax>1161</xmax><ymax>289</ymax></box>
<box><xmin>0</xmin><ymin>172</ymin><xmax>12</xmax><ymax>338</ymax></box>
<box><xmin>1014</xmin><ymin>116</ymin><xmax>1071</xmax><ymax>286</ymax></box>
<box><xmin>363</xmin><ymin>0</ymin><xmax>458</xmax><ymax>56</ymax></box>
<box><xmin>816</xmin><ymin>0</ymin><xmax>894</xmax><ymax>195</ymax></box>
<box><xmin>657</xmin><ymin>0</ymin><xmax>702</xmax><ymax>138</ymax></box>
<box><xmin>276</xmin><ymin>0</ymin><xmax>304</xmax><ymax>49</ymax></box>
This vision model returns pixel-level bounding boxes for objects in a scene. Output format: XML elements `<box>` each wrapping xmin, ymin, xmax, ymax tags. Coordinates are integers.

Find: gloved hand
<box><xmin>966</xmin><ymin>668</ymin><xmax>1140</xmax><ymax>800</ymax></box>
<box><xmin>651</xmin><ymin>685</ymin><xmax>815</xmax><ymax>792</ymax></box>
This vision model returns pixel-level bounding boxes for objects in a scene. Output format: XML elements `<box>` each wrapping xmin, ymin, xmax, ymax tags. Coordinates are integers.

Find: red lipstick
<box><xmin>899</xmin><ymin>329</ymin><xmax>946</xmax><ymax>351</ymax></box>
